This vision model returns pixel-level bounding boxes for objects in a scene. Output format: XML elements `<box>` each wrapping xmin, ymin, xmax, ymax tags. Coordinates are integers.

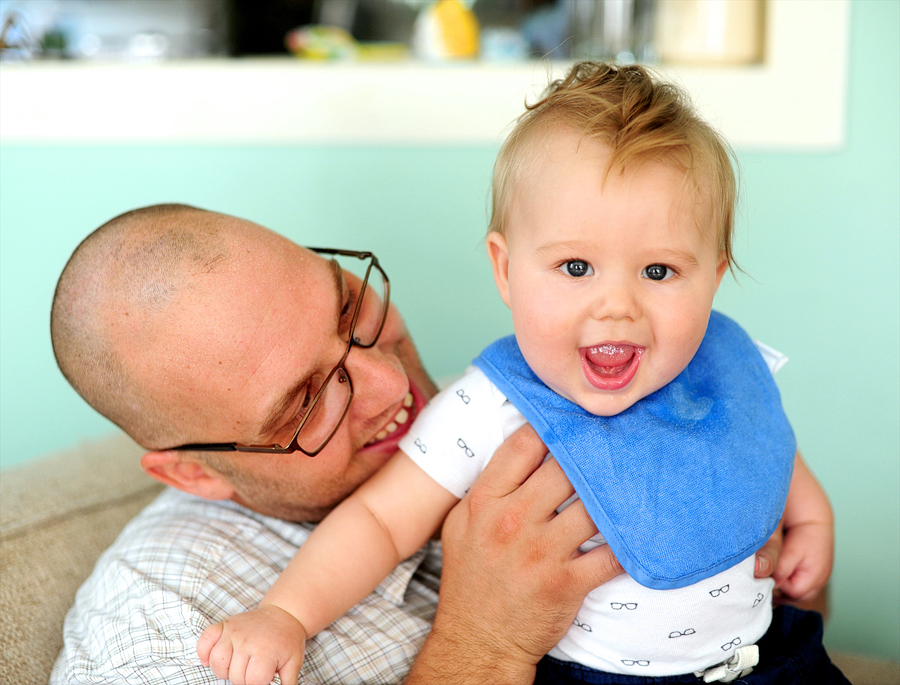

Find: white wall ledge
<box><xmin>0</xmin><ymin>0</ymin><xmax>848</xmax><ymax>150</ymax></box>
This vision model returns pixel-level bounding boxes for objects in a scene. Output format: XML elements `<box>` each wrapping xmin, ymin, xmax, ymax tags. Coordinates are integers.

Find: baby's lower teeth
<box><xmin>385</xmin><ymin>422</ymin><xmax>398</xmax><ymax>433</ymax></box>
<box><xmin>403</xmin><ymin>393</ymin><xmax>414</xmax><ymax>408</ymax></box>
<box><xmin>395</xmin><ymin>408</ymin><xmax>409</xmax><ymax>425</ymax></box>
<box><xmin>375</xmin><ymin>430</ymin><xmax>387</xmax><ymax>440</ymax></box>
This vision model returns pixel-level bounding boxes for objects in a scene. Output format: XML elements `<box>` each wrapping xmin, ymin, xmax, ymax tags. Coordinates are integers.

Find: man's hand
<box><xmin>406</xmin><ymin>424</ymin><xmax>624</xmax><ymax>685</ymax></box>
<box><xmin>197</xmin><ymin>604</ymin><xmax>307</xmax><ymax>685</ymax></box>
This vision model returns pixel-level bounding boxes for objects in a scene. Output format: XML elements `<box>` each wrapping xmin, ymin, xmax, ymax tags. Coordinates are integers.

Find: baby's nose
<box><xmin>591</xmin><ymin>279</ymin><xmax>640</xmax><ymax>321</ymax></box>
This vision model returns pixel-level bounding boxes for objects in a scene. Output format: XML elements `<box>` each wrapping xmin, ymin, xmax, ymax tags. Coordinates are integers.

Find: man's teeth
<box><xmin>373</xmin><ymin>394</ymin><xmax>414</xmax><ymax>441</ymax></box>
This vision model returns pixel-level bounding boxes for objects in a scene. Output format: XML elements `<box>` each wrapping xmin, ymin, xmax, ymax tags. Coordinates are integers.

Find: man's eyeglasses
<box><xmin>171</xmin><ymin>248</ymin><xmax>389</xmax><ymax>456</ymax></box>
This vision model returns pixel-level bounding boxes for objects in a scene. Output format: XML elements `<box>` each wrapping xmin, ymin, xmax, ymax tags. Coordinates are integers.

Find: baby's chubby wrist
<box><xmin>257</xmin><ymin>601</ymin><xmax>310</xmax><ymax>643</ymax></box>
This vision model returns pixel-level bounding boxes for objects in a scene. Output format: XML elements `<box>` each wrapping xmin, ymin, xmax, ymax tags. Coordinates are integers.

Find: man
<box><xmin>49</xmin><ymin>204</ymin><xmax>628</xmax><ymax>684</ymax></box>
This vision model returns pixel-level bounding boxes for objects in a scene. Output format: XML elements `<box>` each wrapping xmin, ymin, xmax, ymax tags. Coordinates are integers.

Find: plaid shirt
<box><xmin>50</xmin><ymin>488</ymin><xmax>441</xmax><ymax>685</ymax></box>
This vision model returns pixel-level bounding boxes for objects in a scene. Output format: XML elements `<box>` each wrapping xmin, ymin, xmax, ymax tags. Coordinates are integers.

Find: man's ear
<box><xmin>485</xmin><ymin>231</ymin><xmax>512</xmax><ymax>308</ymax></box>
<box><xmin>141</xmin><ymin>451</ymin><xmax>235</xmax><ymax>501</ymax></box>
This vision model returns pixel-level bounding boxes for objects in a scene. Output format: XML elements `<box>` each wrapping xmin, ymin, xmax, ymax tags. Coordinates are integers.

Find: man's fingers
<box><xmin>474</xmin><ymin>423</ymin><xmax>547</xmax><ymax>498</ymax></box>
<box><xmin>548</xmin><ymin>498</ymin><xmax>599</xmax><ymax>551</ymax></box>
<box><xmin>516</xmin><ymin>456</ymin><xmax>578</xmax><ymax>520</ymax></box>
<box><xmin>571</xmin><ymin>542</ymin><xmax>625</xmax><ymax>591</ymax></box>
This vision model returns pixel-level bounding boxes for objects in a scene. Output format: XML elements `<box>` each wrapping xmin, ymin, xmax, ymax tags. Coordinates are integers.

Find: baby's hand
<box><xmin>197</xmin><ymin>604</ymin><xmax>307</xmax><ymax>685</ymax></box>
<box><xmin>772</xmin><ymin>520</ymin><xmax>834</xmax><ymax>603</ymax></box>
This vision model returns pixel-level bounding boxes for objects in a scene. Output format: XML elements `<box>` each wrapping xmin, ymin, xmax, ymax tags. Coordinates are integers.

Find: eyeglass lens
<box><xmin>338</xmin><ymin>255</ymin><xmax>387</xmax><ymax>347</ymax></box>
<box><xmin>292</xmin><ymin>256</ymin><xmax>388</xmax><ymax>453</ymax></box>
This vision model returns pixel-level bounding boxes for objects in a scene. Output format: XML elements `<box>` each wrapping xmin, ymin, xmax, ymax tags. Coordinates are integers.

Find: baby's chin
<box><xmin>549</xmin><ymin>381</ymin><xmax>644</xmax><ymax>418</ymax></box>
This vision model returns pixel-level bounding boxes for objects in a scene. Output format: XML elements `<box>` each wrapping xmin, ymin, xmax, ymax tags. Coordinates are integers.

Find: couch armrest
<box><xmin>0</xmin><ymin>433</ymin><xmax>165</xmax><ymax>684</ymax></box>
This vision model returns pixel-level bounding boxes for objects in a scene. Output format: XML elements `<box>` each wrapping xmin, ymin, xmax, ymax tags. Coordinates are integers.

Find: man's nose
<box><xmin>344</xmin><ymin>317</ymin><xmax>408</xmax><ymax>413</ymax></box>
<box><xmin>345</xmin><ymin>344</ymin><xmax>408</xmax><ymax>416</ymax></box>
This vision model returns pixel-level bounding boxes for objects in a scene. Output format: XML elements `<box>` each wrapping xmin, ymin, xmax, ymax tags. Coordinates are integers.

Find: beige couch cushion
<box><xmin>0</xmin><ymin>433</ymin><xmax>164</xmax><ymax>685</ymax></box>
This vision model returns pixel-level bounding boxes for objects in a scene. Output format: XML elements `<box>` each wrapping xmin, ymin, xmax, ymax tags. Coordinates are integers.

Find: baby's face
<box><xmin>487</xmin><ymin>129</ymin><xmax>727</xmax><ymax>417</ymax></box>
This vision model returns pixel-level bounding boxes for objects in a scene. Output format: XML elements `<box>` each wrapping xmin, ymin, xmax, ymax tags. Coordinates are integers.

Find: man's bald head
<box><xmin>51</xmin><ymin>204</ymin><xmax>240</xmax><ymax>447</ymax></box>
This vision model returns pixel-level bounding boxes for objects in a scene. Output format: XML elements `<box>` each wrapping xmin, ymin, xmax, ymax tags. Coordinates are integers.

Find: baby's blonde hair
<box><xmin>490</xmin><ymin>61</ymin><xmax>738</xmax><ymax>269</ymax></box>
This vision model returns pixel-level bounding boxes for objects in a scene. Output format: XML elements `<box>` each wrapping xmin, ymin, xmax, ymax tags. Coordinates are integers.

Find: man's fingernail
<box><xmin>756</xmin><ymin>556</ymin><xmax>768</xmax><ymax>575</ymax></box>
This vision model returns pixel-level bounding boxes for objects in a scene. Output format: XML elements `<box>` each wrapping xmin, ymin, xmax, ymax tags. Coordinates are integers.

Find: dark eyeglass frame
<box><xmin>170</xmin><ymin>248</ymin><xmax>389</xmax><ymax>456</ymax></box>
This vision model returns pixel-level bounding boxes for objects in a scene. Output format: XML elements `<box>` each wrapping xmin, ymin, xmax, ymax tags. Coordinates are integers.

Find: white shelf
<box><xmin>0</xmin><ymin>0</ymin><xmax>848</xmax><ymax>150</ymax></box>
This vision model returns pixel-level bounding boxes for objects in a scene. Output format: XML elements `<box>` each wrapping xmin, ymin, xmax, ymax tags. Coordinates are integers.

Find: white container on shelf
<box><xmin>656</xmin><ymin>0</ymin><xmax>765</xmax><ymax>65</ymax></box>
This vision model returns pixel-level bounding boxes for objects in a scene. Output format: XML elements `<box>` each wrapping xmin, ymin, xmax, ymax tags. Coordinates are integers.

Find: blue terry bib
<box><xmin>473</xmin><ymin>310</ymin><xmax>795</xmax><ymax>590</ymax></box>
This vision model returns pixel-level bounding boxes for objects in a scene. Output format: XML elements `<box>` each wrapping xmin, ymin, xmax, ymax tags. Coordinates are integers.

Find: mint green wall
<box><xmin>1</xmin><ymin>0</ymin><xmax>897</xmax><ymax>663</ymax></box>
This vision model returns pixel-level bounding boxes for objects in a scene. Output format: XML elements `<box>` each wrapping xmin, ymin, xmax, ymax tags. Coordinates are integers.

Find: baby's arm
<box><xmin>197</xmin><ymin>450</ymin><xmax>459</xmax><ymax>685</ymax></box>
<box><xmin>773</xmin><ymin>451</ymin><xmax>834</xmax><ymax>603</ymax></box>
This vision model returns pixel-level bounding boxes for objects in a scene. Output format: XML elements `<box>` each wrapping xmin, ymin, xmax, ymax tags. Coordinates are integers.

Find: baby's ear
<box><xmin>486</xmin><ymin>231</ymin><xmax>512</xmax><ymax>308</ymax></box>
<box><xmin>714</xmin><ymin>253</ymin><xmax>729</xmax><ymax>290</ymax></box>
<box><xmin>141</xmin><ymin>451</ymin><xmax>235</xmax><ymax>501</ymax></box>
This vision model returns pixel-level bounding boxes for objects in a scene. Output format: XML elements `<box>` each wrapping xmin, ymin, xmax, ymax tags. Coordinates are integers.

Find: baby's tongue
<box><xmin>584</xmin><ymin>344</ymin><xmax>636</xmax><ymax>369</ymax></box>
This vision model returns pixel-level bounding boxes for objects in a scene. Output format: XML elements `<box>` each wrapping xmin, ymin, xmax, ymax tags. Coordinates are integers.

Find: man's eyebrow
<box><xmin>257</xmin><ymin>259</ymin><xmax>344</xmax><ymax>441</ymax></box>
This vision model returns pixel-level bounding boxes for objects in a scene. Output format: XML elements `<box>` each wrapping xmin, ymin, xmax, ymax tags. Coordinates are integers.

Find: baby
<box><xmin>198</xmin><ymin>63</ymin><xmax>838</xmax><ymax>684</ymax></box>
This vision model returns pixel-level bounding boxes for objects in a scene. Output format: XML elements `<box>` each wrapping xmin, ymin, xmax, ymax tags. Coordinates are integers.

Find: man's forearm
<box><xmin>405</xmin><ymin>620</ymin><xmax>536</xmax><ymax>685</ymax></box>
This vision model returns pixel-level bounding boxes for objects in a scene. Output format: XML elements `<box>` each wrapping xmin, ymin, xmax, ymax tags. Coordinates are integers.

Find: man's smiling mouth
<box><xmin>365</xmin><ymin>393</ymin><xmax>415</xmax><ymax>445</ymax></box>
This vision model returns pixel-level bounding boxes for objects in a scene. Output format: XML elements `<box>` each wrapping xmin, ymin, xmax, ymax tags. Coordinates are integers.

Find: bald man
<box><xmin>50</xmin><ymin>205</ymin><xmax>627</xmax><ymax>684</ymax></box>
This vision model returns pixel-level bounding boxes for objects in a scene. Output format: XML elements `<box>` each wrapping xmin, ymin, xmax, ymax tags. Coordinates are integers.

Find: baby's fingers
<box><xmin>243</xmin><ymin>655</ymin><xmax>281</xmax><ymax>685</ymax></box>
<box><xmin>197</xmin><ymin>622</ymin><xmax>225</xmax><ymax>666</ymax></box>
<box><xmin>277</xmin><ymin>650</ymin><xmax>306</xmax><ymax>685</ymax></box>
<box><xmin>772</xmin><ymin>543</ymin><xmax>803</xmax><ymax>588</ymax></box>
<box><xmin>777</xmin><ymin>561</ymin><xmax>825</xmax><ymax>602</ymax></box>
<box><xmin>205</xmin><ymin>635</ymin><xmax>235</xmax><ymax>682</ymax></box>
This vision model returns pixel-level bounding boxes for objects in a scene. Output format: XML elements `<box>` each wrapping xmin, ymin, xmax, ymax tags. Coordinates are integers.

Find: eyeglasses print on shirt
<box><xmin>412</xmin><ymin>438</ymin><xmax>426</xmax><ymax>453</ymax></box>
<box><xmin>709</xmin><ymin>584</ymin><xmax>730</xmax><ymax>598</ymax></box>
<box><xmin>753</xmin><ymin>592</ymin><xmax>765</xmax><ymax>607</ymax></box>
<box><xmin>621</xmin><ymin>660</ymin><xmax>650</xmax><ymax>667</ymax></box>
<box><xmin>573</xmin><ymin>617</ymin><xmax>592</xmax><ymax>632</ymax></box>
<box><xmin>456</xmin><ymin>388</ymin><xmax>470</xmax><ymax>404</ymax></box>
<box><xmin>610</xmin><ymin>602</ymin><xmax>638</xmax><ymax>610</ymax></box>
<box><xmin>456</xmin><ymin>438</ymin><xmax>475</xmax><ymax>458</ymax></box>
<box><xmin>668</xmin><ymin>628</ymin><xmax>696</xmax><ymax>638</ymax></box>
<box><xmin>721</xmin><ymin>637</ymin><xmax>742</xmax><ymax>651</ymax></box>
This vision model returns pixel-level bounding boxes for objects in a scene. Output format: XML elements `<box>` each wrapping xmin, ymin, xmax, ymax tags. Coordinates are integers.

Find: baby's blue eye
<box><xmin>643</xmin><ymin>264</ymin><xmax>673</xmax><ymax>281</ymax></box>
<box><xmin>562</xmin><ymin>260</ymin><xmax>593</xmax><ymax>278</ymax></box>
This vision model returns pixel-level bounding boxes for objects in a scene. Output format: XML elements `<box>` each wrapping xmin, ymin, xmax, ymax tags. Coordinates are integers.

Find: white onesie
<box><xmin>398</xmin><ymin>344</ymin><xmax>787</xmax><ymax>677</ymax></box>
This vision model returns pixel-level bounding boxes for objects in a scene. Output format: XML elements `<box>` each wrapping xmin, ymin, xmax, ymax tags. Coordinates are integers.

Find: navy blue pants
<box><xmin>534</xmin><ymin>606</ymin><xmax>850</xmax><ymax>685</ymax></box>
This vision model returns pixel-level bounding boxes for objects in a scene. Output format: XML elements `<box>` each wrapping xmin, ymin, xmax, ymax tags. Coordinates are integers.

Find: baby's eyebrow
<box><xmin>534</xmin><ymin>240</ymin><xmax>592</xmax><ymax>256</ymax></box>
<box><xmin>655</xmin><ymin>249</ymin><xmax>700</xmax><ymax>267</ymax></box>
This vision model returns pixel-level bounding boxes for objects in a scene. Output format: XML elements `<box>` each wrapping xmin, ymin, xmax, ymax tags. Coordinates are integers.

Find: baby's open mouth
<box><xmin>581</xmin><ymin>344</ymin><xmax>644</xmax><ymax>390</ymax></box>
<box><xmin>365</xmin><ymin>392</ymin><xmax>415</xmax><ymax>445</ymax></box>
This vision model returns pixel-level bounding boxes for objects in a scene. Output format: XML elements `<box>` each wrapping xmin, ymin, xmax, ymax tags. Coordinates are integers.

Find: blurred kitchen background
<box><xmin>0</xmin><ymin>0</ymin><xmax>766</xmax><ymax>65</ymax></box>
